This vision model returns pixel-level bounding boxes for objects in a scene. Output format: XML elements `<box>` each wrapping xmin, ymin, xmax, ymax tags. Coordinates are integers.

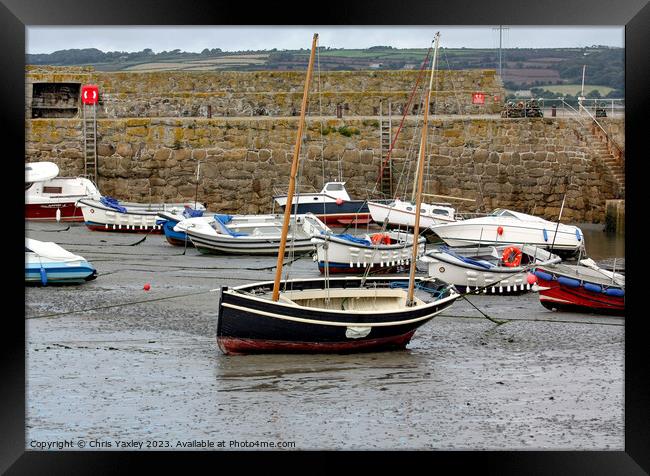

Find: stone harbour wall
<box><xmin>25</xmin><ymin>116</ymin><xmax>624</xmax><ymax>222</ymax></box>
<box><xmin>26</xmin><ymin>66</ymin><xmax>505</xmax><ymax>117</ymax></box>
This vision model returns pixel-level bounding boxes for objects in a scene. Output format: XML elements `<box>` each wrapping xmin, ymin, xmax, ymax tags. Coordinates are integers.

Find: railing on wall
<box><xmin>505</xmin><ymin>97</ymin><xmax>624</xmax><ymax>118</ymax></box>
<box><xmin>551</xmin><ymin>98</ymin><xmax>625</xmax><ymax>172</ymax></box>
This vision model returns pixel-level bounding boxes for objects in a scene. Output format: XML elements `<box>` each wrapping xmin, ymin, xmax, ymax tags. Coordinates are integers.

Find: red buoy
<box><xmin>527</xmin><ymin>273</ymin><xmax>537</xmax><ymax>285</ymax></box>
<box><xmin>497</xmin><ymin>226</ymin><xmax>504</xmax><ymax>236</ymax></box>
<box><xmin>143</xmin><ymin>283</ymin><xmax>151</xmax><ymax>291</ymax></box>
<box><xmin>335</xmin><ymin>198</ymin><xmax>344</xmax><ymax>205</ymax></box>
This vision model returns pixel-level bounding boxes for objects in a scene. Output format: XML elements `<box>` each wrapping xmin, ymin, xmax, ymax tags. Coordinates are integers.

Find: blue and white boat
<box><xmin>273</xmin><ymin>182</ymin><xmax>373</xmax><ymax>226</ymax></box>
<box><xmin>157</xmin><ymin>207</ymin><xmax>206</xmax><ymax>246</ymax></box>
<box><xmin>420</xmin><ymin>244</ymin><xmax>561</xmax><ymax>295</ymax></box>
<box><xmin>311</xmin><ymin>230</ymin><xmax>425</xmax><ymax>274</ymax></box>
<box><xmin>179</xmin><ymin>213</ymin><xmax>330</xmax><ymax>255</ymax></box>
<box><xmin>25</xmin><ymin>238</ymin><xmax>97</xmax><ymax>285</ymax></box>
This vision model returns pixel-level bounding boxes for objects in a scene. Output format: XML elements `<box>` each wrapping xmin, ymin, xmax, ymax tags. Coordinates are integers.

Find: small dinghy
<box><xmin>25</xmin><ymin>238</ymin><xmax>97</xmax><ymax>285</ymax></box>
<box><xmin>532</xmin><ymin>258</ymin><xmax>625</xmax><ymax>315</ymax></box>
<box><xmin>156</xmin><ymin>207</ymin><xmax>206</xmax><ymax>246</ymax></box>
<box><xmin>420</xmin><ymin>244</ymin><xmax>561</xmax><ymax>294</ymax></box>
<box><xmin>77</xmin><ymin>197</ymin><xmax>205</xmax><ymax>233</ymax></box>
<box><xmin>26</xmin><ymin>162</ymin><xmax>101</xmax><ymax>222</ymax></box>
<box><xmin>311</xmin><ymin>230</ymin><xmax>425</xmax><ymax>274</ymax></box>
<box><xmin>180</xmin><ymin>213</ymin><xmax>330</xmax><ymax>255</ymax></box>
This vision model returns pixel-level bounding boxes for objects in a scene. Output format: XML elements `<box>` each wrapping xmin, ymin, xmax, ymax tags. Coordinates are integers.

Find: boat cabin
<box><xmin>319</xmin><ymin>182</ymin><xmax>351</xmax><ymax>201</ymax></box>
<box><xmin>490</xmin><ymin>208</ymin><xmax>547</xmax><ymax>223</ymax></box>
<box><xmin>389</xmin><ymin>199</ymin><xmax>455</xmax><ymax>220</ymax></box>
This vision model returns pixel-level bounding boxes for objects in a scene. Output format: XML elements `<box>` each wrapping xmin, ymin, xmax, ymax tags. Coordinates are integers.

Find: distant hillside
<box><xmin>26</xmin><ymin>45</ymin><xmax>623</xmax><ymax>95</ymax></box>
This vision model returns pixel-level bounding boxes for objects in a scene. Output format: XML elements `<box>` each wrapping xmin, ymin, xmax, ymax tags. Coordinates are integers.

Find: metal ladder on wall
<box><xmin>82</xmin><ymin>102</ymin><xmax>97</xmax><ymax>184</ymax></box>
<box><xmin>379</xmin><ymin>101</ymin><xmax>393</xmax><ymax>197</ymax></box>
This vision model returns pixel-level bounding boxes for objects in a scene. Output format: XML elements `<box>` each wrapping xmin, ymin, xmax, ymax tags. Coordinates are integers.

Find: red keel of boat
<box><xmin>217</xmin><ymin>331</ymin><xmax>416</xmax><ymax>355</ymax></box>
<box><xmin>316</xmin><ymin>213</ymin><xmax>371</xmax><ymax>226</ymax></box>
<box><xmin>85</xmin><ymin>224</ymin><xmax>164</xmax><ymax>234</ymax></box>
<box><xmin>25</xmin><ymin>203</ymin><xmax>85</xmax><ymax>222</ymax></box>
<box><xmin>166</xmin><ymin>236</ymin><xmax>191</xmax><ymax>246</ymax></box>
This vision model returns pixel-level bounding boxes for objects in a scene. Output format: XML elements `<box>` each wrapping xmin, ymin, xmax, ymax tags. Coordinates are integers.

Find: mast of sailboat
<box><xmin>272</xmin><ymin>33</ymin><xmax>319</xmax><ymax>302</ymax></box>
<box><xmin>407</xmin><ymin>32</ymin><xmax>440</xmax><ymax>307</ymax></box>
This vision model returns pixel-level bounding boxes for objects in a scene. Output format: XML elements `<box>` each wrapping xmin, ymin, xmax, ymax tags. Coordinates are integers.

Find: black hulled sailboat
<box><xmin>216</xmin><ymin>32</ymin><xmax>459</xmax><ymax>354</ymax></box>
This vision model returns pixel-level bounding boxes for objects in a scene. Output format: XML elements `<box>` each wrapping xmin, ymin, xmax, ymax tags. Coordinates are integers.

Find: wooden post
<box><xmin>272</xmin><ymin>33</ymin><xmax>319</xmax><ymax>302</ymax></box>
<box><xmin>407</xmin><ymin>32</ymin><xmax>439</xmax><ymax>307</ymax></box>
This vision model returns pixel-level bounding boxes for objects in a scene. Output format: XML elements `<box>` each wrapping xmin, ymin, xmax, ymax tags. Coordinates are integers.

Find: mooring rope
<box><xmin>436</xmin><ymin>313</ymin><xmax>624</xmax><ymax>327</ymax></box>
<box><xmin>25</xmin><ymin>225</ymin><xmax>71</xmax><ymax>233</ymax></box>
<box><xmin>26</xmin><ymin>288</ymin><xmax>222</xmax><ymax>320</ymax></box>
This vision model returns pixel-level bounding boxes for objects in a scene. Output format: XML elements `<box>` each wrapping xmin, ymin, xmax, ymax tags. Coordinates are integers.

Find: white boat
<box><xmin>311</xmin><ymin>230</ymin><xmax>425</xmax><ymax>274</ymax></box>
<box><xmin>76</xmin><ymin>197</ymin><xmax>205</xmax><ymax>233</ymax></box>
<box><xmin>25</xmin><ymin>162</ymin><xmax>101</xmax><ymax>222</ymax></box>
<box><xmin>367</xmin><ymin>198</ymin><xmax>456</xmax><ymax>230</ymax></box>
<box><xmin>420</xmin><ymin>244</ymin><xmax>561</xmax><ymax>294</ymax></box>
<box><xmin>429</xmin><ymin>208</ymin><xmax>584</xmax><ymax>255</ymax></box>
<box><xmin>180</xmin><ymin>213</ymin><xmax>331</xmax><ymax>255</ymax></box>
<box><xmin>25</xmin><ymin>238</ymin><xmax>97</xmax><ymax>285</ymax></box>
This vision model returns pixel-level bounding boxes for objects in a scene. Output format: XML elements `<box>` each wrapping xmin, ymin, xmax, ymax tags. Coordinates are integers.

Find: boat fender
<box><xmin>543</xmin><ymin>228</ymin><xmax>549</xmax><ymax>242</ymax></box>
<box><xmin>39</xmin><ymin>266</ymin><xmax>48</xmax><ymax>286</ymax></box>
<box><xmin>558</xmin><ymin>276</ymin><xmax>580</xmax><ymax>288</ymax></box>
<box><xmin>497</xmin><ymin>226</ymin><xmax>504</xmax><ymax>236</ymax></box>
<box><xmin>605</xmin><ymin>288</ymin><xmax>625</xmax><ymax>297</ymax></box>
<box><xmin>583</xmin><ymin>282</ymin><xmax>602</xmax><ymax>293</ymax></box>
<box><xmin>336</xmin><ymin>198</ymin><xmax>344</xmax><ymax>205</ymax></box>
<box><xmin>533</xmin><ymin>270</ymin><xmax>553</xmax><ymax>282</ymax></box>
<box><xmin>576</xmin><ymin>229</ymin><xmax>582</xmax><ymax>241</ymax></box>
<box><xmin>502</xmin><ymin>246</ymin><xmax>522</xmax><ymax>267</ymax></box>
<box><xmin>345</xmin><ymin>326</ymin><xmax>371</xmax><ymax>339</ymax></box>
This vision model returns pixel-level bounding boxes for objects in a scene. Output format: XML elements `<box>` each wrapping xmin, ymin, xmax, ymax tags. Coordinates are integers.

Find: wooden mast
<box><xmin>407</xmin><ymin>32</ymin><xmax>440</xmax><ymax>307</ymax></box>
<box><xmin>272</xmin><ymin>33</ymin><xmax>319</xmax><ymax>302</ymax></box>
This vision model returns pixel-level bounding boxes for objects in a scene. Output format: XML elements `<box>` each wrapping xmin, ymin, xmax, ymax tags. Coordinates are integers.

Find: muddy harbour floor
<box><xmin>25</xmin><ymin>222</ymin><xmax>624</xmax><ymax>450</ymax></box>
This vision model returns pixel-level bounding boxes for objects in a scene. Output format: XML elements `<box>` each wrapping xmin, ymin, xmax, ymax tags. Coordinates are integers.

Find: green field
<box><xmin>535</xmin><ymin>84</ymin><xmax>615</xmax><ymax>96</ymax></box>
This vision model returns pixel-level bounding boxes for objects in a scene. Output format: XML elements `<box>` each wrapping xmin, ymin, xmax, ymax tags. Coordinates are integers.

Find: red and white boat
<box><xmin>532</xmin><ymin>258</ymin><xmax>624</xmax><ymax>316</ymax></box>
<box><xmin>25</xmin><ymin>162</ymin><xmax>101</xmax><ymax>222</ymax></box>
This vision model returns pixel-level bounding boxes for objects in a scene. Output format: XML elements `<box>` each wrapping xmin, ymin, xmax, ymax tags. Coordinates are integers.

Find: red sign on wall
<box><xmin>81</xmin><ymin>84</ymin><xmax>99</xmax><ymax>105</ymax></box>
<box><xmin>472</xmin><ymin>92</ymin><xmax>485</xmax><ymax>104</ymax></box>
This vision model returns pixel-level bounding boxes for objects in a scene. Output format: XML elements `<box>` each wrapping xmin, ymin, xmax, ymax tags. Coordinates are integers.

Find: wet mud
<box><xmin>26</xmin><ymin>222</ymin><xmax>624</xmax><ymax>450</ymax></box>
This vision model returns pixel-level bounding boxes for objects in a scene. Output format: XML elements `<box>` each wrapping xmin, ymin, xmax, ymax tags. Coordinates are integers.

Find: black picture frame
<box><xmin>4</xmin><ymin>0</ymin><xmax>647</xmax><ymax>472</ymax></box>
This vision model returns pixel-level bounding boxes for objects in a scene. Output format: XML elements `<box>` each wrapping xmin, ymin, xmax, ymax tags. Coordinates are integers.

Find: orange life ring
<box><xmin>370</xmin><ymin>233</ymin><xmax>391</xmax><ymax>245</ymax></box>
<box><xmin>502</xmin><ymin>246</ymin><xmax>522</xmax><ymax>267</ymax></box>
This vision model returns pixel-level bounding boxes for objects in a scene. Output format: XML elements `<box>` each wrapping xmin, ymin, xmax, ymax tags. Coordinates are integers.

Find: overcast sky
<box><xmin>26</xmin><ymin>26</ymin><xmax>624</xmax><ymax>54</ymax></box>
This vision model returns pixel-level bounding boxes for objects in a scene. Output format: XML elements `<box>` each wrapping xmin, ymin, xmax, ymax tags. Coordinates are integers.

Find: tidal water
<box><xmin>578</xmin><ymin>223</ymin><xmax>625</xmax><ymax>263</ymax></box>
